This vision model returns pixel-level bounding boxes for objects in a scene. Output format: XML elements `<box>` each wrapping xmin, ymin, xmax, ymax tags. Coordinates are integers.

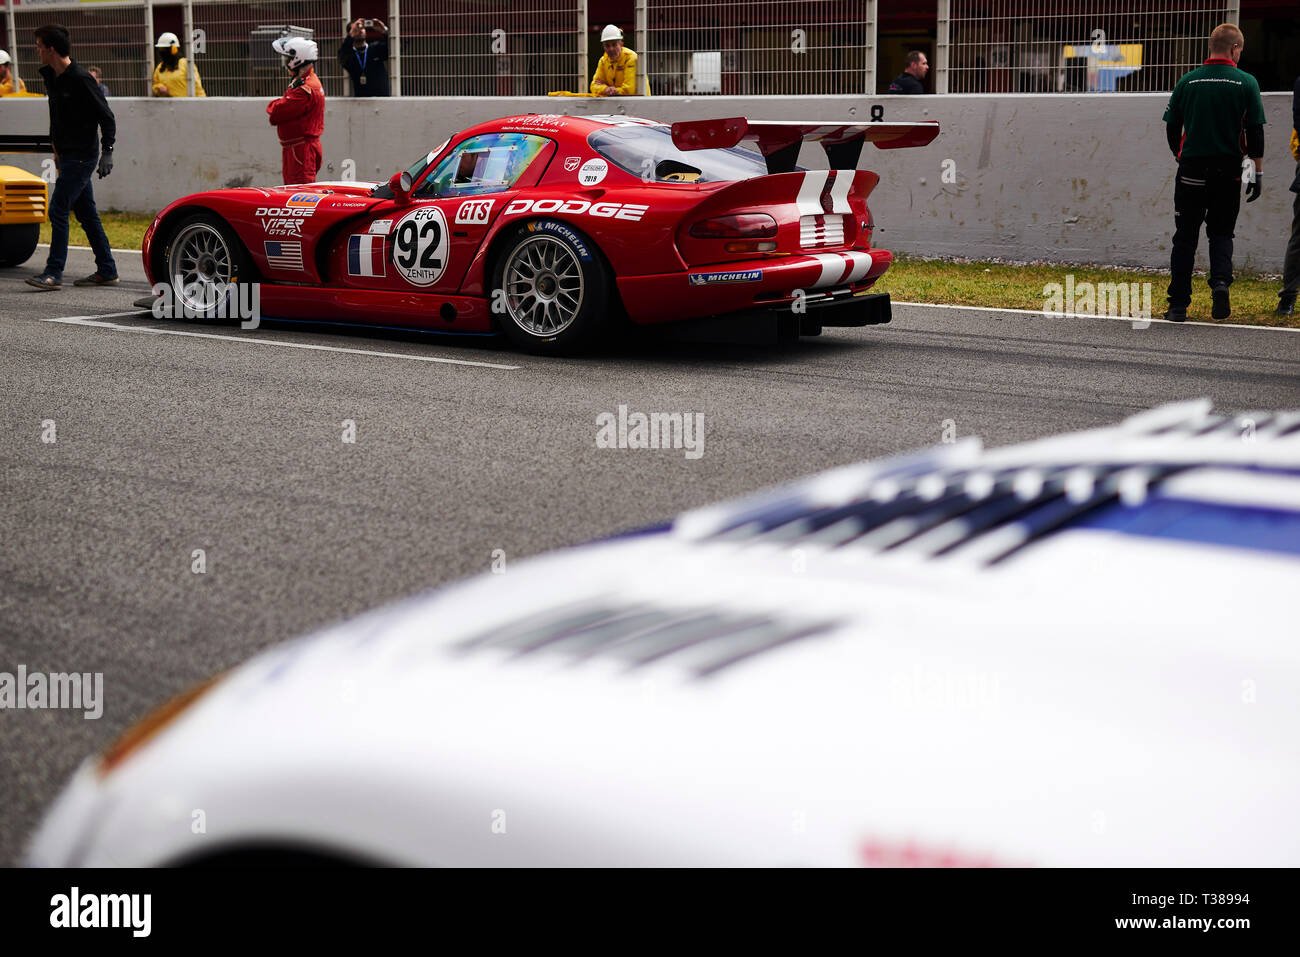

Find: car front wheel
<box><xmin>163</xmin><ymin>213</ymin><xmax>255</xmax><ymax>321</ymax></box>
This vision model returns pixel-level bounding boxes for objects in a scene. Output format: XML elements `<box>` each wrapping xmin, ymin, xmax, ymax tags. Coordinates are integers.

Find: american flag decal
<box><xmin>263</xmin><ymin>240</ymin><xmax>304</xmax><ymax>270</ymax></box>
<box><xmin>347</xmin><ymin>234</ymin><xmax>386</xmax><ymax>278</ymax></box>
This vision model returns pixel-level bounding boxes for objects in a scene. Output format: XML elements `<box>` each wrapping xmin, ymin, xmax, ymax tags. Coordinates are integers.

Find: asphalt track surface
<box><xmin>2</xmin><ymin>246</ymin><xmax>1298</xmax><ymax>865</ymax></box>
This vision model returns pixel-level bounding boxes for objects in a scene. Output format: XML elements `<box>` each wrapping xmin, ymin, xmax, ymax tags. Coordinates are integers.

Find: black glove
<box><xmin>97</xmin><ymin>150</ymin><xmax>113</xmax><ymax>179</ymax></box>
<box><xmin>1245</xmin><ymin>172</ymin><xmax>1261</xmax><ymax>203</ymax></box>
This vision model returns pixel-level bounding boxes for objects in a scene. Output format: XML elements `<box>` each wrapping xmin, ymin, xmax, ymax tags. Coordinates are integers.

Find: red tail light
<box><xmin>689</xmin><ymin>213</ymin><xmax>778</xmax><ymax>239</ymax></box>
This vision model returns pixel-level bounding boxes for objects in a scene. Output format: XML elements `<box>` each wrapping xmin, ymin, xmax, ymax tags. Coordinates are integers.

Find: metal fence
<box><xmin>937</xmin><ymin>0</ymin><xmax>1243</xmax><ymax>93</ymax></box>
<box><xmin>640</xmin><ymin>0</ymin><xmax>878</xmax><ymax>96</ymax></box>
<box><xmin>5</xmin><ymin>0</ymin><xmax>152</xmax><ymax>97</ymax></box>
<box><xmin>5</xmin><ymin>0</ymin><xmax>1255</xmax><ymax>99</ymax></box>
<box><xmin>191</xmin><ymin>1</ymin><xmax>349</xmax><ymax>97</ymax></box>
<box><xmin>399</xmin><ymin>0</ymin><xmax>587</xmax><ymax>96</ymax></box>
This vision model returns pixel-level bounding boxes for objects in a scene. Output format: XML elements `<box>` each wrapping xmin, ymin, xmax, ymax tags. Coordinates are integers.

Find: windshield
<box><xmin>370</xmin><ymin>139</ymin><xmax>452</xmax><ymax>197</ymax></box>
<box><xmin>416</xmin><ymin>132</ymin><xmax>551</xmax><ymax>198</ymax></box>
<box><xmin>588</xmin><ymin>126</ymin><xmax>769</xmax><ymax>184</ymax></box>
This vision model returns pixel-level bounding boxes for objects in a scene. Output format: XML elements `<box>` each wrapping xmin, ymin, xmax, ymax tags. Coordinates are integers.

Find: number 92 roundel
<box><xmin>392</xmin><ymin>206</ymin><xmax>449</xmax><ymax>287</ymax></box>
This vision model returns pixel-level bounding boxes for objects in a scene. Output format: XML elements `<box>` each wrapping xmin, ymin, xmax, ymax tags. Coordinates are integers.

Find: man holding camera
<box><xmin>339</xmin><ymin>18</ymin><xmax>389</xmax><ymax>97</ymax></box>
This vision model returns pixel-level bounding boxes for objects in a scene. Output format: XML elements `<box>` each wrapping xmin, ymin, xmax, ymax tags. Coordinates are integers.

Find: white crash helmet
<box><xmin>272</xmin><ymin>36</ymin><xmax>319</xmax><ymax>70</ymax></box>
<box><xmin>600</xmin><ymin>24</ymin><xmax>624</xmax><ymax>43</ymax></box>
<box><xmin>155</xmin><ymin>32</ymin><xmax>180</xmax><ymax>52</ymax></box>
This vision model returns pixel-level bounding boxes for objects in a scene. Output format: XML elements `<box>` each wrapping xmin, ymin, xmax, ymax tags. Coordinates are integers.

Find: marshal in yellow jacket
<box><xmin>0</xmin><ymin>75</ymin><xmax>26</xmax><ymax>95</ymax></box>
<box><xmin>590</xmin><ymin>48</ymin><xmax>646</xmax><ymax>96</ymax></box>
<box><xmin>152</xmin><ymin>59</ymin><xmax>206</xmax><ymax>97</ymax></box>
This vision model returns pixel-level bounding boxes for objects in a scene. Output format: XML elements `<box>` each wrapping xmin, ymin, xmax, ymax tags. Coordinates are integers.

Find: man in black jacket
<box><xmin>339</xmin><ymin>18</ymin><xmax>390</xmax><ymax>97</ymax></box>
<box><xmin>25</xmin><ymin>24</ymin><xmax>117</xmax><ymax>290</ymax></box>
<box><xmin>888</xmin><ymin>52</ymin><xmax>928</xmax><ymax>94</ymax></box>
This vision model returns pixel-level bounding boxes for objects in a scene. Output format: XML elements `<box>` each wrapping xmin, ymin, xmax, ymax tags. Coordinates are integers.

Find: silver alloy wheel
<box><xmin>170</xmin><ymin>222</ymin><xmax>234</xmax><ymax>315</ymax></box>
<box><xmin>502</xmin><ymin>235</ymin><xmax>584</xmax><ymax>337</ymax></box>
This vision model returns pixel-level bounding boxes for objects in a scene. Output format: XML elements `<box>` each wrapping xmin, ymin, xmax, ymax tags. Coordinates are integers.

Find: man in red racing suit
<box><xmin>267</xmin><ymin>36</ymin><xmax>325</xmax><ymax>185</ymax></box>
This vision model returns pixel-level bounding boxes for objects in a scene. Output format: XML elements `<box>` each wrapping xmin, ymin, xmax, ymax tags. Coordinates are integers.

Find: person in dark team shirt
<box><xmin>888</xmin><ymin>52</ymin><xmax>928</xmax><ymax>94</ymax></box>
<box><xmin>1161</xmin><ymin>23</ymin><xmax>1265</xmax><ymax>322</ymax></box>
<box><xmin>25</xmin><ymin>24</ymin><xmax>118</xmax><ymax>291</ymax></box>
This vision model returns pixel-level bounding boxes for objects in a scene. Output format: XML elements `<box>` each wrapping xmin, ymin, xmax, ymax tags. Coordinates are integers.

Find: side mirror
<box><xmin>388</xmin><ymin>170</ymin><xmax>413</xmax><ymax>204</ymax></box>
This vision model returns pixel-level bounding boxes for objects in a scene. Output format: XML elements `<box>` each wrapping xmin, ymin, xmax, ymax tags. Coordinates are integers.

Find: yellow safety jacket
<box><xmin>152</xmin><ymin>59</ymin><xmax>206</xmax><ymax>97</ymax></box>
<box><xmin>0</xmin><ymin>75</ymin><xmax>26</xmax><ymax>95</ymax></box>
<box><xmin>590</xmin><ymin>48</ymin><xmax>646</xmax><ymax>96</ymax></box>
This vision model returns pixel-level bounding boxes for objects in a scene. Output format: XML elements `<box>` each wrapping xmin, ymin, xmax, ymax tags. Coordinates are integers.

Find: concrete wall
<box><xmin>2</xmin><ymin>93</ymin><xmax>1295</xmax><ymax>271</ymax></box>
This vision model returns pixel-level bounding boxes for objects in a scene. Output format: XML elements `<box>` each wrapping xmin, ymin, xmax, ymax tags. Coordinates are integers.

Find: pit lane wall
<box><xmin>2</xmin><ymin>93</ymin><xmax>1295</xmax><ymax>271</ymax></box>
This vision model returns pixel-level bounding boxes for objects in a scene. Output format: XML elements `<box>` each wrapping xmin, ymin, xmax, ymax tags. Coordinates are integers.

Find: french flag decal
<box><xmin>348</xmin><ymin>234</ymin><xmax>386</xmax><ymax>278</ymax></box>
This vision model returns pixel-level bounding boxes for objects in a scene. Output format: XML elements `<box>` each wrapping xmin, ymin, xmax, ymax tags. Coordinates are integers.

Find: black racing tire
<box><xmin>161</xmin><ymin>211</ymin><xmax>257</xmax><ymax>321</ymax></box>
<box><xmin>0</xmin><ymin>223</ymin><xmax>40</xmax><ymax>267</ymax></box>
<box><xmin>489</xmin><ymin>220</ymin><xmax>612</xmax><ymax>355</ymax></box>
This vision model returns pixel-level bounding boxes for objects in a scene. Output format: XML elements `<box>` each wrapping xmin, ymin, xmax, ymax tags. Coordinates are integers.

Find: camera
<box><xmin>363</xmin><ymin>19</ymin><xmax>375</xmax><ymax>27</ymax></box>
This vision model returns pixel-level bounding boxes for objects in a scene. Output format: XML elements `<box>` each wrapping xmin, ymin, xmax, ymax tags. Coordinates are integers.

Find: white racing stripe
<box><xmin>827</xmin><ymin>171</ymin><xmax>853</xmax><ymax>213</ymax></box>
<box><xmin>40</xmin><ymin>315</ymin><xmax>522</xmax><ymax>370</ymax></box>
<box><xmin>808</xmin><ymin>253</ymin><xmax>848</xmax><ymax>287</ymax></box>
<box><xmin>807</xmin><ymin>251</ymin><xmax>874</xmax><ymax>288</ymax></box>
<box><xmin>795</xmin><ymin>170</ymin><xmax>830</xmax><ymax>217</ymax></box>
<box><xmin>842</xmin><ymin>251</ymin><xmax>874</xmax><ymax>283</ymax></box>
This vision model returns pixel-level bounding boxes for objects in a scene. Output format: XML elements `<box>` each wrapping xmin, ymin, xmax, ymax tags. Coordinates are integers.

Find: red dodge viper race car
<box><xmin>142</xmin><ymin>113</ymin><xmax>939</xmax><ymax>353</ymax></box>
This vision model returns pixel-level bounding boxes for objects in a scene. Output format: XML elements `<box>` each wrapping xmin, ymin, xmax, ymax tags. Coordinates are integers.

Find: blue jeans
<box><xmin>43</xmin><ymin>155</ymin><xmax>117</xmax><ymax>281</ymax></box>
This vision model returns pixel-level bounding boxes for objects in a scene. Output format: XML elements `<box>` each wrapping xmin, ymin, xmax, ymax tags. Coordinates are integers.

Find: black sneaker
<box><xmin>72</xmin><ymin>272</ymin><xmax>120</xmax><ymax>286</ymax></box>
<box><xmin>1277</xmin><ymin>294</ymin><xmax>1297</xmax><ymax>317</ymax></box>
<box><xmin>1211</xmin><ymin>286</ymin><xmax>1230</xmax><ymax>320</ymax></box>
<box><xmin>1162</xmin><ymin>306</ymin><xmax>1188</xmax><ymax>322</ymax></box>
<box><xmin>24</xmin><ymin>274</ymin><xmax>62</xmax><ymax>291</ymax></box>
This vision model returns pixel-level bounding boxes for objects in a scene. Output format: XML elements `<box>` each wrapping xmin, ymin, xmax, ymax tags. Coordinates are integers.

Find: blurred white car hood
<box><xmin>29</xmin><ymin>400</ymin><xmax>1300</xmax><ymax>866</ymax></box>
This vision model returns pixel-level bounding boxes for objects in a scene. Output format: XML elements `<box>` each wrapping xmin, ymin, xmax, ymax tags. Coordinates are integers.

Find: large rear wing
<box><xmin>670</xmin><ymin>118</ymin><xmax>940</xmax><ymax>174</ymax></box>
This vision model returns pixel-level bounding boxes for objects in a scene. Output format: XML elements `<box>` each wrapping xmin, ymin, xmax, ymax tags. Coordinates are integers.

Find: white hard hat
<box><xmin>600</xmin><ymin>24</ymin><xmax>624</xmax><ymax>43</ymax></box>
<box><xmin>155</xmin><ymin>32</ymin><xmax>180</xmax><ymax>50</ymax></box>
<box><xmin>272</xmin><ymin>36</ymin><xmax>319</xmax><ymax>69</ymax></box>
<box><xmin>0</xmin><ymin>50</ymin><xmax>10</xmax><ymax>66</ymax></box>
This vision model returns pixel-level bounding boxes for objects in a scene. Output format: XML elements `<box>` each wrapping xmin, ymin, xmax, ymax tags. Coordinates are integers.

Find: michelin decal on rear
<box><xmin>689</xmin><ymin>270</ymin><xmax>763</xmax><ymax>285</ymax></box>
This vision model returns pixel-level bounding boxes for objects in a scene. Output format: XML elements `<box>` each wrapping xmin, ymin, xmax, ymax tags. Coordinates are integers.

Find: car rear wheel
<box><xmin>0</xmin><ymin>223</ymin><xmax>40</xmax><ymax>267</ymax></box>
<box><xmin>163</xmin><ymin>213</ymin><xmax>255</xmax><ymax>320</ymax></box>
<box><xmin>491</xmin><ymin>221</ymin><xmax>611</xmax><ymax>354</ymax></box>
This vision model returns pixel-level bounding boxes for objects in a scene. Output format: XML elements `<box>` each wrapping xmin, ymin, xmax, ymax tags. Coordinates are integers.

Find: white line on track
<box><xmin>36</xmin><ymin>243</ymin><xmax>139</xmax><ymax>255</ymax></box>
<box><xmin>40</xmin><ymin>315</ymin><xmax>522</xmax><ymax>370</ymax></box>
<box><xmin>892</xmin><ymin>299</ymin><xmax>1300</xmax><ymax>333</ymax></box>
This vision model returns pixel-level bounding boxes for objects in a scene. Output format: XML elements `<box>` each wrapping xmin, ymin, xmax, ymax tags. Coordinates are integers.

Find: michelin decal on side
<box><xmin>527</xmin><ymin>220</ymin><xmax>593</xmax><ymax>261</ymax></box>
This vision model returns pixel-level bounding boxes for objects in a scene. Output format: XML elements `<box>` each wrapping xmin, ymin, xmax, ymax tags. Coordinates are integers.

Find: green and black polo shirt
<box><xmin>1163</xmin><ymin>57</ymin><xmax>1266</xmax><ymax>160</ymax></box>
